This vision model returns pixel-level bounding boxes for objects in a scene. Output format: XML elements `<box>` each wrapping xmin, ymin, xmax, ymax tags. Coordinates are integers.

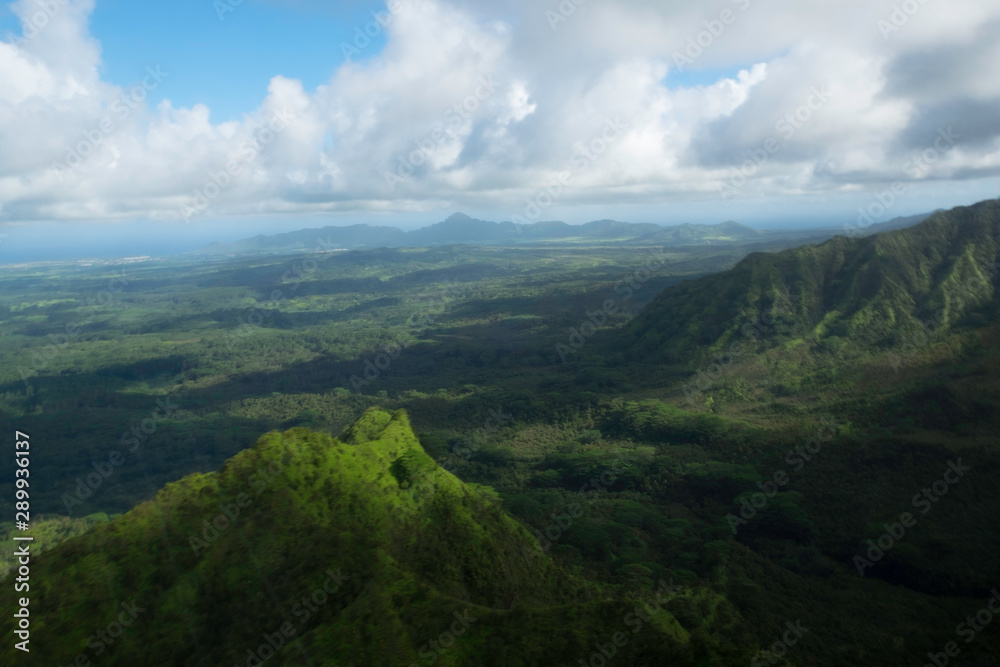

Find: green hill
<box><xmin>626</xmin><ymin>199</ymin><xmax>999</xmax><ymax>365</ymax></box>
<box><xmin>2</xmin><ymin>408</ymin><xmax>736</xmax><ymax>666</ymax></box>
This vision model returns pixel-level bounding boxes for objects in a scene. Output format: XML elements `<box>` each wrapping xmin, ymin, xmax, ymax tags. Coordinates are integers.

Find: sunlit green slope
<box><xmin>1</xmin><ymin>408</ymin><xmax>736</xmax><ymax>666</ymax></box>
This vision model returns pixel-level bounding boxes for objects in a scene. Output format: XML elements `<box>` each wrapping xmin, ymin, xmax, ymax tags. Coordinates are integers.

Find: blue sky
<box><xmin>1</xmin><ymin>0</ymin><xmax>999</xmax><ymax>259</ymax></box>
<box><xmin>2</xmin><ymin>0</ymin><xmax>390</xmax><ymax>122</ymax></box>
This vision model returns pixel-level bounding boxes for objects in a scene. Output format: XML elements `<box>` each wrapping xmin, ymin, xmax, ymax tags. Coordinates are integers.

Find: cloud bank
<box><xmin>2</xmin><ymin>0</ymin><xmax>999</xmax><ymax>224</ymax></box>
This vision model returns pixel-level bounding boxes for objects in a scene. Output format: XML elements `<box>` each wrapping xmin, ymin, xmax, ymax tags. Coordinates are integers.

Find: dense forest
<box><xmin>2</xmin><ymin>200</ymin><xmax>999</xmax><ymax>665</ymax></box>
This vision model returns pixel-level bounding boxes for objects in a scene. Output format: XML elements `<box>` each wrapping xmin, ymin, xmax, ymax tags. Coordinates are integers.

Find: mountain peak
<box><xmin>15</xmin><ymin>407</ymin><xmax>667</xmax><ymax>664</ymax></box>
<box><xmin>716</xmin><ymin>220</ymin><xmax>760</xmax><ymax>233</ymax></box>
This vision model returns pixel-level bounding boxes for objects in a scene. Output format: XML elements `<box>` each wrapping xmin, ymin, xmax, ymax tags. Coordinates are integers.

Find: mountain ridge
<box><xmin>190</xmin><ymin>214</ymin><xmax>766</xmax><ymax>256</ymax></box>
<box><xmin>625</xmin><ymin>199</ymin><xmax>1000</xmax><ymax>365</ymax></box>
<box><xmin>2</xmin><ymin>408</ymin><xmax>732</xmax><ymax>666</ymax></box>
<box><xmin>190</xmin><ymin>210</ymin><xmax>940</xmax><ymax>259</ymax></box>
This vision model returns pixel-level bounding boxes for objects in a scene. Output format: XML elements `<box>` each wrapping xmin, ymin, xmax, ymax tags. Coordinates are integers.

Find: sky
<box><xmin>1</xmin><ymin>0</ymin><xmax>1000</xmax><ymax>258</ymax></box>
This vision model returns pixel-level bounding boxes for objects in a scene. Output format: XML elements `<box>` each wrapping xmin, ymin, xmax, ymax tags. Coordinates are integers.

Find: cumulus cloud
<box><xmin>1</xmin><ymin>0</ymin><xmax>999</xmax><ymax>223</ymax></box>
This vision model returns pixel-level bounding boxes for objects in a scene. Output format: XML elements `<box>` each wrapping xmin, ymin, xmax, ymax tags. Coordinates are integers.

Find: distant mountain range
<box><xmin>191</xmin><ymin>213</ymin><xmax>766</xmax><ymax>256</ymax></box>
<box><xmin>192</xmin><ymin>211</ymin><xmax>938</xmax><ymax>257</ymax></box>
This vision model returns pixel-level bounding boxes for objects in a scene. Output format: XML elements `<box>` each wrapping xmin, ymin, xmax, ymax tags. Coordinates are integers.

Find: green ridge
<box><xmin>1</xmin><ymin>408</ymin><xmax>721</xmax><ymax>666</ymax></box>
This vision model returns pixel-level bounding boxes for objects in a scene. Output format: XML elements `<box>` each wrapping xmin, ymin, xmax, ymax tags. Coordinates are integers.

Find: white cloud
<box><xmin>1</xmin><ymin>0</ymin><xmax>1000</xmax><ymax>224</ymax></box>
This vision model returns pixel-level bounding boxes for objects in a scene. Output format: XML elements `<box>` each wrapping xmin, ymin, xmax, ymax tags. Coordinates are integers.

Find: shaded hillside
<box><xmin>625</xmin><ymin>199</ymin><xmax>1000</xmax><ymax>365</ymax></box>
<box><xmin>2</xmin><ymin>409</ymin><xmax>736</xmax><ymax>666</ymax></box>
